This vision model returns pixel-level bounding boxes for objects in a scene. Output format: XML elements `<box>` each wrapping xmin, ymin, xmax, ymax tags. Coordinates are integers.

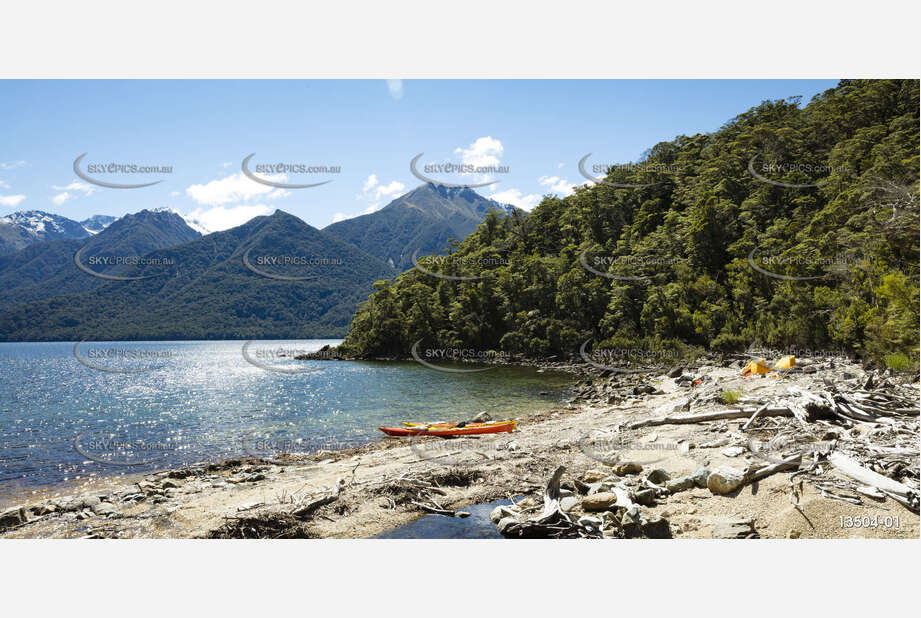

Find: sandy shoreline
<box><xmin>2</xmin><ymin>357</ymin><xmax>918</xmax><ymax>539</ymax></box>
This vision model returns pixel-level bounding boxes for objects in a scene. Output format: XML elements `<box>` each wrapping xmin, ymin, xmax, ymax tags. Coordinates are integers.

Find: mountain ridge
<box><xmin>0</xmin><ymin>209</ymin><xmax>397</xmax><ymax>341</ymax></box>
<box><xmin>323</xmin><ymin>182</ymin><xmax>517</xmax><ymax>270</ymax></box>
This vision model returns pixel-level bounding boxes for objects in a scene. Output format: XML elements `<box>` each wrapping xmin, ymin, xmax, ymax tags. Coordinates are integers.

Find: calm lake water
<box><xmin>0</xmin><ymin>340</ymin><xmax>572</xmax><ymax>500</ymax></box>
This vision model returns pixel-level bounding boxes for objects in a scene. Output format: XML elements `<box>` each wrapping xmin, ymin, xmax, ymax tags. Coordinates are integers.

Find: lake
<box><xmin>0</xmin><ymin>340</ymin><xmax>573</xmax><ymax>503</ymax></box>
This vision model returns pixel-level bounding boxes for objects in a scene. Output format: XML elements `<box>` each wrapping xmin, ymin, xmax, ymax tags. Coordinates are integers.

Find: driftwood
<box><xmin>503</xmin><ymin>467</ymin><xmax>602</xmax><ymax>538</ymax></box>
<box><xmin>828</xmin><ymin>452</ymin><xmax>918</xmax><ymax>512</ymax></box>
<box><xmin>746</xmin><ymin>454</ymin><xmax>802</xmax><ymax>484</ymax></box>
<box><xmin>291</xmin><ymin>477</ymin><xmax>344</xmax><ymax>519</ymax></box>
<box><xmin>629</xmin><ymin>407</ymin><xmax>794</xmax><ymax>429</ymax></box>
<box><xmin>411</xmin><ymin>501</ymin><xmax>459</xmax><ymax>517</ymax></box>
<box><xmin>534</xmin><ymin>465</ymin><xmax>565</xmax><ymax>522</ymax></box>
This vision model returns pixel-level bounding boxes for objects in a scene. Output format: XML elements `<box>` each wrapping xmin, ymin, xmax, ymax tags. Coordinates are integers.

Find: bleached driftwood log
<box><xmin>828</xmin><ymin>452</ymin><xmax>917</xmax><ymax>508</ymax></box>
<box><xmin>628</xmin><ymin>407</ymin><xmax>794</xmax><ymax>429</ymax></box>
<box><xmin>292</xmin><ymin>477</ymin><xmax>344</xmax><ymax>519</ymax></box>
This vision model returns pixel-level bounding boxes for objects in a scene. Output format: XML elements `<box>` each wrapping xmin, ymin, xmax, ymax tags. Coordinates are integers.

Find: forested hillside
<box><xmin>340</xmin><ymin>79</ymin><xmax>919</xmax><ymax>367</ymax></box>
<box><xmin>324</xmin><ymin>183</ymin><xmax>516</xmax><ymax>270</ymax></box>
<box><xmin>0</xmin><ymin>211</ymin><xmax>396</xmax><ymax>341</ymax></box>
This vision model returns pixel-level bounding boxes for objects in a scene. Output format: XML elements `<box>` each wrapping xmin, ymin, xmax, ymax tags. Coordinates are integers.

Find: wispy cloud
<box><xmin>386</xmin><ymin>79</ymin><xmax>403</xmax><ymax>100</ymax></box>
<box><xmin>0</xmin><ymin>160</ymin><xmax>26</xmax><ymax>171</ymax></box>
<box><xmin>359</xmin><ymin>173</ymin><xmax>404</xmax><ymax>212</ymax></box>
<box><xmin>539</xmin><ymin>175</ymin><xmax>577</xmax><ymax>196</ymax></box>
<box><xmin>51</xmin><ymin>179</ymin><xmax>96</xmax><ymax>205</ymax></box>
<box><xmin>331</xmin><ymin>174</ymin><xmax>406</xmax><ymax>224</ymax></box>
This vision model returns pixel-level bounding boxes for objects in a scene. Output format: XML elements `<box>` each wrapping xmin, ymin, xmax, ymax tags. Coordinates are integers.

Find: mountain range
<box><xmin>0</xmin><ymin>183</ymin><xmax>513</xmax><ymax>340</ymax></box>
<box><xmin>0</xmin><ymin>211</ymin><xmax>92</xmax><ymax>255</ymax></box>
<box><xmin>0</xmin><ymin>210</ymin><xmax>202</xmax><ymax>312</ymax></box>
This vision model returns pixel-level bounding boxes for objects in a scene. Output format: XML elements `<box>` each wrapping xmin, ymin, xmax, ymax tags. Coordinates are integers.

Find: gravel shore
<box><xmin>2</xmin><ymin>359</ymin><xmax>917</xmax><ymax>539</ymax></box>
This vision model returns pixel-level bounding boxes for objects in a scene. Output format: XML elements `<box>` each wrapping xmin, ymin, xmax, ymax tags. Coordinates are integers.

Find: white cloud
<box><xmin>50</xmin><ymin>179</ymin><xmax>95</xmax><ymax>205</ymax></box>
<box><xmin>455</xmin><ymin>136</ymin><xmax>503</xmax><ymax>169</ymax></box>
<box><xmin>222</xmin><ymin>162</ymin><xmax>233</xmax><ymax>168</ymax></box>
<box><xmin>52</xmin><ymin>180</ymin><xmax>95</xmax><ymax>196</ymax></box>
<box><xmin>181</xmin><ymin>204</ymin><xmax>273</xmax><ymax>233</ymax></box>
<box><xmin>0</xmin><ymin>194</ymin><xmax>26</xmax><ymax>207</ymax></box>
<box><xmin>488</xmin><ymin>188</ymin><xmax>542</xmax><ymax>212</ymax></box>
<box><xmin>539</xmin><ymin>175</ymin><xmax>576</xmax><ymax>196</ymax></box>
<box><xmin>0</xmin><ymin>180</ymin><xmax>9</xmax><ymax>189</ymax></box>
<box><xmin>186</xmin><ymin>172</ymin><xmax>290</xmax><ymax>206</ymax></box>
<box><xmin>386</xmin><ymin>79</ymin><xmax>403</xmax><ymax>100</ymax></box>
<box><xmin>0</xmin><ymin>160</ymin><xmax>26</xmax><ymax>170</ymax></box>
<box><xmin>359</xmin><ymin>174</ymin><xmax>405</xmax><ymax>207</ymax></box>
<box><xmin>332</xmin><ymin>174</ymin><xmax>407</xmax><ymax>224</ymax></box>
<box><xmin>557</xmin><ymin>162</ymin><xmax>565</xmax><ymax>169</ymax></box>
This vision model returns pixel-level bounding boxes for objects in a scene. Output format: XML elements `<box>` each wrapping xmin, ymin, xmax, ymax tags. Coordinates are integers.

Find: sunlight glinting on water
<box><xmin>0</xmin><ymin>340</ymin><xmax>572</xmax><ymax>491</ymax></box>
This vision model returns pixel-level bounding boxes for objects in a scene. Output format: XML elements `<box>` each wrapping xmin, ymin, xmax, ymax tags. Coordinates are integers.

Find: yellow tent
<box><xmin>774</xmin><ymin>355</ymin><xmax>796</xmax><ymax>370</ymax></box>
<box><xmin>741</xmin><ymin>358</ymin><xmax>770</xmax><ymax>377</ymax></box>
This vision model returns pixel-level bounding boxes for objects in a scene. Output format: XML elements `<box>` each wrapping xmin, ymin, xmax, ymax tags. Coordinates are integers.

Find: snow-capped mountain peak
<box><xmin>80</xmin><ymin>214</ymin><xmax>119</xmax><ymax>235</ymax></box>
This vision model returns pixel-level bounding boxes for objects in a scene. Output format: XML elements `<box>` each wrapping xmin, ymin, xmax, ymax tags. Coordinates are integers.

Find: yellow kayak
<box><xmin>380</xmin><ymin>420</ymin><xmax>517</xmax><ymax>437</ymax></box>
<box><xmin>401</xmin><ymin>419</ymin><xmax>510</xmax><ymax>428</ymax></box>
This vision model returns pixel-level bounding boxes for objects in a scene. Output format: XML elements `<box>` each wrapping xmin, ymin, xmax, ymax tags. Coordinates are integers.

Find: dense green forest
<box><xmin>0</xmin><ymin>211</ymin><xmax>396</xmax><ymax>341</ymax></box>
<box><xmin>340</xmin><ymin>79</ymin><xmax>920</xmax><ymax>368</ymax></box>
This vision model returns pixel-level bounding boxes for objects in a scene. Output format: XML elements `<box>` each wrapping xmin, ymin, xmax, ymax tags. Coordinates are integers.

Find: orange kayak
<box><xmin>379</xmin><ymin>420</ymin><xmax>517</xmax><ymax>437</ymax></box>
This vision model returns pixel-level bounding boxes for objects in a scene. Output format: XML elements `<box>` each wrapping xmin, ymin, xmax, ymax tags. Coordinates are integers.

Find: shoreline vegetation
<box><xmin>336</xmin><ymin>80</ymin><xmax>919</xmax><ymax>372</ymax></box>
<box><xmin>2</xmin><ymin>353</ymin><xmax>917</xmax><ymax>539</ymax></box>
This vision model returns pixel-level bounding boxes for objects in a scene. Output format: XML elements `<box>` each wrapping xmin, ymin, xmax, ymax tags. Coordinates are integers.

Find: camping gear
<box><xmin>741</xmin><ymin>359</ymin><xmax>771</xmax><ymax>377</ymax></box>
<box><xmin>774</xmin><ymin>355</ymin><xmax>796</xmax><ymax>370</ymax></box>
<box><xmin>379</xmin><ymin>419</ymin><xmax>517</xmax><ymax>437</ymax></box>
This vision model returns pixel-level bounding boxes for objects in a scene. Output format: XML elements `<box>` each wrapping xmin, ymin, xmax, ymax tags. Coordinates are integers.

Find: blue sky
<box><xmin>0</xmin><ymin>79</ymin><xmax>839</xmax><ymax>231</ymax></box>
